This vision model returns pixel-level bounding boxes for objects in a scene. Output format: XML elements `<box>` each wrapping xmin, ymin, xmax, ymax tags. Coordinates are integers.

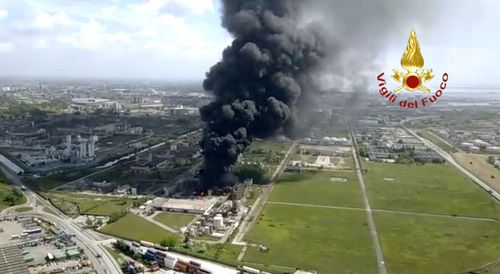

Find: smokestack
<box><xmin>199</xmin><ymin>0</ymin><xmax>324</xmax><ymax>188</ymax></box>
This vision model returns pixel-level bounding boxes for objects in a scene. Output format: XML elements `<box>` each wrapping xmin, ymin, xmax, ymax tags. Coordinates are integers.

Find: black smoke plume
<box><xmin>199</xmin><ymin>0</ymin><xmax>324</xmax><ymax>188</ymax></box>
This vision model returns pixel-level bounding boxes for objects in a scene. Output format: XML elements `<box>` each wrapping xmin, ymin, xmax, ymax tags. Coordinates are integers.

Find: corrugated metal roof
<box><xmin>0</xmin><ymin>246</ymin><xmax>30</xmax><ymax>274</ymax></box>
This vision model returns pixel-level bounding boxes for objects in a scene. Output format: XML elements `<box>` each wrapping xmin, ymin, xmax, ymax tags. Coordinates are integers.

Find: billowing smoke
<box><xmin>199</xmin><ymin>0</ymin><xmax>451</xmax><ymax>188</ymax></box>
<box><xmin>199</xmin><ymin>0</ymin><xmax>323</xmax><ymax>187</ymax></box>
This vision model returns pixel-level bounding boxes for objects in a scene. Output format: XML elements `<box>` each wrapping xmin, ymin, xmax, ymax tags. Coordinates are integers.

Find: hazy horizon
<box><xmin>1</xmin><ymin>0</ymin><xmax>500</xmax><ymax>87</ymax></box>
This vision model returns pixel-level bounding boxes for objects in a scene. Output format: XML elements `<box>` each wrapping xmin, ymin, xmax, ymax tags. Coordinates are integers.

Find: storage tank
<box><xmin>213</xmin><ymin>215</ymin><xmax>224</xmax><ymax>230</ymax></box>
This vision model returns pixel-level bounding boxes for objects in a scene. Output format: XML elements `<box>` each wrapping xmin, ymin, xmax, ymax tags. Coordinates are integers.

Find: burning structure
<box><xmin>199</xmin><ymin>0</ymin><xmax>325</xmax><ymax>188</ymax></box>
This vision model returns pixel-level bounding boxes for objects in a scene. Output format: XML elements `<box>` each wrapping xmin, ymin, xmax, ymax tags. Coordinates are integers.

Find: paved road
<box><xmin>402</xmin><ymin>125</ymin><xmax>500</xmax><ymax>202</ymax></box>
<box><xmin>232</xmin><ymin>142</ymin><xmax>298</xmax><ymax>246</ymax></box>
<box><xmin>351</xmin><ymin>129</ymin><xmax>389</xmax><ymax>274</ymax></box>
<box><xmin>0</xmin><ymin>165</ymin><xmax>121</xmax><ymax>274</ymax></box>
<box><xmin>56</xmin><ymin>128</ymin><xmax>202</xmax><ymax>192</ymax></box>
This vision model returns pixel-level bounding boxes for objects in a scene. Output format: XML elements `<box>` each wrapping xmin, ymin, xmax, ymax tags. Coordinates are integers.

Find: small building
<box><xmin>115</xmin><ymin>184</ymin><xmax>131</xmax><ymax>195</ymax></box>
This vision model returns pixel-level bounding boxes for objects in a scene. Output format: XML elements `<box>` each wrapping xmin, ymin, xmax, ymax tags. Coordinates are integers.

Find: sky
<box><xmin>0</xmin><ymin>0</ymin><xmax>500</xmax><ymax>87</ymax></box>
<box><xmin>0</xmin><ymin>0</ymin><xmax>231</xmax><ymax>81</ymax></box>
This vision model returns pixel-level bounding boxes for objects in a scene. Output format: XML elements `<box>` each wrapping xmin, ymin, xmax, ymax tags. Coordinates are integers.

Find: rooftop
<box><xmin>0</xmin><ymin>245</ymin><xmax>30</xmax><ymax>274</ymax></box>
<box><xmin>151</xmin><ymin>197</ymin><xmax>218</xmax><ymax>213</ymax></box>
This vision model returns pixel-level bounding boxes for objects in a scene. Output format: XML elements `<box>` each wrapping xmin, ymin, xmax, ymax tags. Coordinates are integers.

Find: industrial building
<box><xmin>150</xmin><ymin>197</ymin><xmax>218</xmax><ymax>214</ymax></box>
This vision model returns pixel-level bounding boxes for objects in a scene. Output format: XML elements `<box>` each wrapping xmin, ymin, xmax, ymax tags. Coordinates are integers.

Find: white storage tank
<box><xmin>213</xmin><ymin>215</ymin><xmax>224</xmax><ymax>230</ymax></box>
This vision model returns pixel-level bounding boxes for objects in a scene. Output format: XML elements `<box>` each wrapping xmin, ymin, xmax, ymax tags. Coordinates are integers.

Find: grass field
<box><xmin>364</xmin><ymin>161</ymin><xmax>496</xmax><ymax>218</ymax></box>
<box><xmin>43</xmin><ymin>207</ymin><xmax>55</xmax><ymax>214</ymax></box>
<box><xmin>375</xmin><ymin>212</ymin><xmax>500</xmax><ymax>274</ymax></box>
<box><xmin>28</xmin><ymin>168</ymin><xmax>95</xmax><ymax>191</ymax></box>
<box><xmin>419</xmin><ymin>130</ymin><xmax>457</xmax><ymax>153</ymax></box>
<box><xmin>269</xmin><ymin>170</ymin><xmax>364</xmax><ymax>208</ymax></box>
<box><xmin>47</xmin><ymin>192</ymin><xmax>142</xmax><ymax>216</ymax></box>
<box><xmin>244</xmin><ymin>203</ymin><xmax>377</xmax><ymax>274</ymax></box>
<box><xmin>174</xmin><ymin>243</ymin><xmax>243</xmax><ymax>267</ymax></box>
<box><xmin>14</xmin><ymin>206</ymin><xmax>32</xmax><ymax>212</ymax></box>
<box><xmin>241</xmin><ymin>140</ymin><xmax>292</xmax><ymax>165</ymax></box>
<box><xmin>153</xmin><ymin>212</ymin><xmax>195</xmax><ymax>230</ymax></box>
<box><xmin>100</xmin><ymin>213</ymin><xmax>179</xmax><ymax>244</ymax></box>
<box><xmin>454</xmin><ymin>152</ymin><xmax>500</xmax><ymax>192</ymax></box>
<box><xmin>244</xmin><ymin>186</ymin><xmax>262</xmax><ymax>207</ymax></box>
<box><xmin>0</xmin><ymin>171</ymin><xmax>26</xmax><ymax>211</ymax></box>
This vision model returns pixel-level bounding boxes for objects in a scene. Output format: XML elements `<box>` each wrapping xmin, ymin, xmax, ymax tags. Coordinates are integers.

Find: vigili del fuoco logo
<box><xmin>377</xmin><ymin>29</ymin><xmax>449</xmax><ymax>109</ymax></box>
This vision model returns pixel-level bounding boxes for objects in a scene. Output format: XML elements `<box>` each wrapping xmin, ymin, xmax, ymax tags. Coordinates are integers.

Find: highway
<box><xmin>55</xmin><ymin>128</ymin><xmax>202</xmax><ymax>192</ymax></box>
<box><xmin>0</xmin><ymin>164</ymin><xmax>122</xmax><ymax>274</ymax></box>
<box><xmin>402</xmin><ymin>125</ymin><xmax>500</xmax><ymax>202</ymax></box>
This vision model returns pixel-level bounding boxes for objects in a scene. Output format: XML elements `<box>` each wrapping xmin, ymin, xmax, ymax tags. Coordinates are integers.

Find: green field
<box><xmin>364</xmin><ymin>161</ymin><xmax>496</xmax><ymax>218</ymax></box>
<box><xmin>0</xmin><ymin>171</ymin><xmax>26</xmax><ymax>211</ymax></box>
<box><xmin>241</xmin><ymin>157</ymin><xmax>500</xmax><ymax>274</ymax></box>
<box><xmin>153</xmin><ymin>212</ymin><xmax>195</xmax><ymax>230</ymax></box>
<box><xmin>244</xmin><ymin>203</ymin><xmax>377</xmax><ymax>274</ymax></box>
<box><xmin>244</xmin><ymin>186</ymin><xmax>262</xmax><ymax>207</ymax></box>
<box><xmin>100</xmin><ymin>213</ymin><xmax>179</xmax><ymax>244</ymax></box>
<box><xmin>375</xmin><ymin>212</ymin><xmax>500</xmax><ymax>274</ymax></box>
<box><xmin>418</xmin><ymin>130</ymin><xmax>457</xmax><ymax>153</ymax></box>
<box><xmin>28</xmin><ymin>168</ymin><xmax>95</xmax><ymax>191</ymax></box>
<box><xmin>14</xmin><ymin>206</ymin><xmax>32</xmax><ymax>212</ymax></box>
<box><xmin>269</xmin><ymin>170</ymin><xmax>364</xmax><ymax>208</ymax></box>
<box><xmin>47</xmin><ymin>192</ymin><xmax>142</xmax><ymax>216</ymax></box>
<box><xmin>241</xmin><ymin>140</ymin><xmax>292</xmax><ymax>165</ymax></box>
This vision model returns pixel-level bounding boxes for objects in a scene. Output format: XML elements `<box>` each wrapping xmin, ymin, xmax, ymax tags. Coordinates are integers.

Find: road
<box><xmin>350</xmin><ymin>128</ymin><xmax>388</xmax><ymax>274</ymax></box>
<box><xmin>402</xmin><ymin>125</ymin><xmax>500</xmax><ymax>202</ymax></box>
<box><xmin>0</xmin><ymin>164</ymin><xmax>122</xmax><ymax>274</ymax></box>
<box><xmin>55</xmin><ymin>128</ymin><xmax>202</xmax><ymax>192</ymax></box>
<box><xmin>232</xmin><ymin>142</ymin><xmax>298</xmax><ymax>246</ymax></box>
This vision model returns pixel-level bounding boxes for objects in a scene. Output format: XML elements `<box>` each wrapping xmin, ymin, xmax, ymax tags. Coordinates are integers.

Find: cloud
<box><xmin>0</xmin><ymin>0</ymin><xmax>229</xmax><ymax>79</ymax></box>
<box><xmin>161</xmin><ymin>0</ymin><xmax>214</xmax><ymax>16</ymax></box>
<box><xmin>33</xmin><ymin>11</ymin><xmax>71</xmax><ymax>29</ymax></box>
<box><xmin>0</xmin><ymin>42</ymin><xmax>12</xmax><ymax>52</ymax></box>
<box><xmin>0</xmin><ymin>9</ymin><xmax>8</xmax><ymax>19</ymax></box>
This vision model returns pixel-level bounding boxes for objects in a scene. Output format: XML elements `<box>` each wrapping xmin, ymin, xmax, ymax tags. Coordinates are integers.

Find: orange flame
<box><xmin>400</xmin><ymin>29</ymin><xmax>424</xmax><ymax>72</ymax></box>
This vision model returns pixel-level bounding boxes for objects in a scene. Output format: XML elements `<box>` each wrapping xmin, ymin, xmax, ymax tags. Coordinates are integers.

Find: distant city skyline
<box><xmin>0</xmin><ymin>0</ymin><xmax>500</xmax><ymax>87</ymax></box>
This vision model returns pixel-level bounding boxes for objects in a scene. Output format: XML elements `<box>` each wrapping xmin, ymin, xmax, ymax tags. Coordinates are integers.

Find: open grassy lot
<box><xmin>241</xmin><ymin>140</ymin><xmax>292</xmax><ymax>165</ymax></box>
<box><xmin>0</xmin><ymin>171</ymin><xmax>26</xmax><ymax>211</ymax></box>
<box><xmin>27</xmin><ymin>167</ymin><xmax>95</xmax><ymax>191</ymax></box>
<box><xmin>248</xmin><ymin>141</ymin><xmax>292</xmax><ymax>155</ymax></box>
<box><xmin>174</xmin><ymin>243</ymin><xmax>243</xmax><ymax>267</ymax></box>
<box><xmin>243</xmin><ymin>186</ymin><xmax>262</xmax><ymax>207</ymax></box>
<box><xmin>364</xmin><ymin>161</ymin><xmax>496</xmax><ymax>218</ymax></box>
<box><xmin>291</xmin><ymin>152</ymin><xmax>355</xmax><ymax>170</ymax></box>
<box><xmin>244</xmin><ymin>203</ymin><xmax>377</xmax><ymax>274</ymax></box>
<box><xmin>375</xmin><ymin>211</ymin><xmax>500</xmax><ymax>274</ymax></box>
<box><xmin>46</xmin><ymin>192</ymin><xmax>142</xmax><ymax>216</ymax></box>
<box><xmin>268</xmin><ymin>170</ymin><xmax>364</xmax><ymax>208</ymax></box>
<box><xmin>153</xmin><ymin>212</ymin><xmax>195</xmax><ymax>230</ymax></box>
<box><xmin>100</xmin><ymin>213</ymin><xmax>179</xmax><ymax>243</ymax></box>
<box><xmin>454</xmin><ymin>152</ymin><xmax>500</xmax><ymax>192</ymax></box>
<box><xmin>14</xmin><ymin>206</ymin><xmax>32</xmax><ymax>212</ymax></box>
<box><xmin>418</xmin><ymin>130</ymin><xmax>457</xmax><ymax>153</ymax></box>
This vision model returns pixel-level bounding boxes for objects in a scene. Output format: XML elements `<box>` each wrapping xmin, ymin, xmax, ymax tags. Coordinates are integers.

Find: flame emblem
<box><xmin>392</xmin><ymin>29</ymin><xmax>434</xmax><ymax>93</ymax></box>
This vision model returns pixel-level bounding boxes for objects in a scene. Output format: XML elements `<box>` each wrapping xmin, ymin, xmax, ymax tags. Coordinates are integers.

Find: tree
<box><xmin>233</xmin><ymin>164</ymin><xmax>268</xmax><ymax>184</ymax></box>
<box><xmin>160</xmin><ymin>237</ymin><xmax>178</xmax><ymax>248</ymax></box>
<box><xmin>85</xmin><ymin>217</ymin><xmax>93</xmax><ymax>227</ymax></box>
<box><xmin>3</xmin><ymin>195</ymin><xmax>15</xmax><ymax>205</ymax></box>
<box><xmin>358</xmin><ymin>146</ymin><xmax>368</xmax><ymax>157</ymax></box>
